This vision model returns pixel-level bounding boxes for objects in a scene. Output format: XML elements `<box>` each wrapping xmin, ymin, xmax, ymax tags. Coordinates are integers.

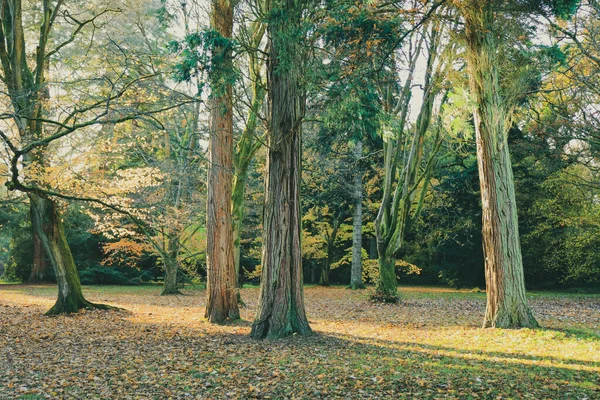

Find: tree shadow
<box><xmin>2</xmin><ymin>301</ymin><xmax>599</xmax><ymax>399</ymax></box>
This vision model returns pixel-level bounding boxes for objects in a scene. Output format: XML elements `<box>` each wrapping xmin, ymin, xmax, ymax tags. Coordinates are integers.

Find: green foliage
<box><xmin>513</xmin><ymin>128</ymin><xmax>600</xmax><ymax>287</ymax></box>
<box><xmin>169</xmin><ymin>29</ymin><xmax>238</xmax><ymax>95</ymax></box>
<box><xmin>405</xmin><ymin>148</ymin><xmax>485</xmax><ymax>288</ymax></box>
<box><xmin>79</xmin><ymin>264</ymin><xmax>149</xmax><ymax>285</ymax></box>
<box><xmin>548</xmin><ymin>0</ymin><xmax>580</xmax><ymax>19</ymax></box>
<box><xmin>0</xmin><ymin>201</ymin><xmax>33</xmax><ymax>282</ymax></box>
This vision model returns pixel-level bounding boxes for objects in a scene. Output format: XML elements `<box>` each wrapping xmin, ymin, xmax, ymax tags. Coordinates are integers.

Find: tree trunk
<box><xmin>23</xmin><ymin>150</ymin><xmax>50</xmax><ymax>283</ymax></box>
<box><xmin>29</xmin><ymin>203</ymin><xmax>50</xmax><ymax>282</ymax></box>
<box><xmin>369</xmin><ymin>238</ymin><xmax>377</xmax><ymax>260</ymax></box>
<box><xmin>350</xmin><ymin>139</ymin><xmax>364</xmax><ymax>290</ymax></box>
<box><xmin>205</xmin><ymin>0</ymin><xmax>240</xmax><ymax>323</ymax></box>
<box><xmin>161</xmin><ymin>236</ymin><xmax>181</xmax><ymax>295</ymax></box>
<box><xmin>319</xmin><ymin>256</ymin><xmax>331</xmax><ymax>286</ymax></box>
<box><xmin>232</xmin><ymin>166</ymin><xmax>248</xmax><ymax>288</ymax></box>
<box><xmin>464</xmin><ymin>3</ymin><xmax>537</xmax><ymax>328</ymax></box>
<box><xmin>375</xmin><ymin>243</ymin><xmax>398</xmax><ymax>302</ymax></box>
<box><xmin>310</xmin><ymin>262</ymin><xmax>318</xmax><ymax>284</ymax></box>
<box><xmin>29</xmin><ymin>195</ymin><xmax>108</xmax><ymax>315</ymax></box>
<box><xmin>250</xmin><ymin>0</ymin><xmax>311</xmax><ymax>339</ymax></box>
<box><xmin>232</xmin><ymin>18</ymin><xmax>266</xmax><ymax>293</ymax></box>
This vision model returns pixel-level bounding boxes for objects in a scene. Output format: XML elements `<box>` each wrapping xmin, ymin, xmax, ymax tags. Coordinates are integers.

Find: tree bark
<box><xmin>250</xmin><ymin>0</ymin><xmax>311</xmax><ymax>339</ymax></box>
<box><xmin>310</xmin><ymin>262</ymin><xmax>318</xmax><ymax>284</ymax></box>
<box><xmin>29</xmin><ymin>204</ymin><xmax>50</xmax><ymax>282</ymax></box>
<box><xmin>232</xmin><ymin>17</ymin><xmax>266</xmax><ymax>296</ymax></box>
<box><xmin>350</xmin><ymin>139</ymin><xmax>364</xmax><ymax>290</ymax></box>
<box><xmin>161</xmin><ymin>236</ymin><xmax>181</xmax><ymax>295</ymax></box>
<box><xmin>231</xmin><ymin>167</ymin><xmax>247</xmax><ymax>288</ymax></box>
<box><xmin>29</xmin><ymin>195</ymin><xmax>108</xmax><ymax>315</ymax></box>
<box><xmin>204</xmin><ymin>0</ymin><xmax>240</xmax><ymax>323</ymax></box>
<box><xmin>464</xmin><ymin>2</ymin><xmax>538</xmax><ymax>328</ymax></box>
<box><xmin>319</xmin><ymin>253</ymin><xmax>331</xmax><ymax>287</ymax></box>
<box><xmin>375</xmin><ymin>252</ymin><xmax>397</xmax><ymax>302</ymax></box>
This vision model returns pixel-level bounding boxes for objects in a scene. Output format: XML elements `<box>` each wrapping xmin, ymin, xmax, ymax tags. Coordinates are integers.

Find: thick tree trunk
<box><xmin>29</xmin><ymin>195</ymin><xmax>108</xmax><ymax>315</ymax></box>
<box><xmin>375</xmin><ymin>244</ymin><xmax>398</xmax><ymax>302</ymax></box>
<box><xmin>250</xmin><ymin>0</ymin><xmax>311</xmax><ymax>339</ymax></box>
<box><xmin>250</xmin><ymin>122</ymin><xmax>312</xmax><ymax>338</ymax></box>
<box><xmin>22</xmin><ymin>151</ymin><xmax>50</xmax><ymax>283</ymax></box>
<box><xmin>464</xmin><ymin>3</ymin><xmax>537</xmax><ymax>328</ymax></box>
<box><xmin>350</xmin><ymin>139</ymin><xmax>364</xmax><ymax>290</ymax></box>
<box><xmin>205</xmin><ymin>0</ymin><xmax>240</xmax><ymax>323</ymax></box>
<box><xmin>161</xmin><ymin>237</ymin><xmax>181</xmax><ymax>295</ymax></box>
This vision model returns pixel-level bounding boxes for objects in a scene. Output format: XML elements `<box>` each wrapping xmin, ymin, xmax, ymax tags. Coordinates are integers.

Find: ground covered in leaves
<box><xmin>1</xmin><ymin>285</ymin><xmax>599</xmax><ymax>399</ymax></box>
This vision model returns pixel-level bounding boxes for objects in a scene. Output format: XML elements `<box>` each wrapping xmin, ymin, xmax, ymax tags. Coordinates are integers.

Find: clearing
<box><xmin>1</xmin><ymin>285</ymin><xmax>599</xmax><ymax>399</ymax></box>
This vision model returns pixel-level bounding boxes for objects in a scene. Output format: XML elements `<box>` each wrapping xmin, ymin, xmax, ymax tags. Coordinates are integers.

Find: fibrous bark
<box><xmin>463</xmin><ymin>1</ymin><xmax>538</xmax><ymax>328</ymax></box>
<box><xmin>205</xmin><ymin>0</ymin><xmax>240</xmax><ymax>322</ymax></box>
<box><xmin>250</xmin><ymin>0</ymin><xmax>311</xmax><ymax>339</ymax></box>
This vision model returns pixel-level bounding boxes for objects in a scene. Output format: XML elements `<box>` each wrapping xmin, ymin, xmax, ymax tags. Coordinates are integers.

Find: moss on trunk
<box><xmin>463</xmin><ymin>1</ymin><xmax>538</xmax><ymax>328</ymax></box>
<box><xmin>374</xmin><ymin>252</ymin><xmax>398</xmax><ymax>303</ymax></box>
<box><xmin>29</xmin><ymin>194</ymin><xmax>112</xmax><ymax>315</ymax></box>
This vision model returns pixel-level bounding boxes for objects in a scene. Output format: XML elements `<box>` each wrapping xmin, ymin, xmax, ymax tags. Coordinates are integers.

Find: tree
<box><xmin>0</xmin><ymin>0</ymin><xmax>115</xmax><ymax>314</ymax></box>
<box><xmin>205</xmin><ymin>0</ymin><xmax>240</xmax><ymax>322</ymax></box>
<box><xmin>0</xmin><ymin>0</ymin><xmax>185</xmax><ymax>313</ymax></box>
<box><xmin>374</xmin><ymin>14</ymin><xmax>449</xmax><ymax>301</ymax></box>
<box><xmin>350</xmin><ymin>139</ymin><xmax>365</xmax><ymax>289</ymax></box>
<box><xmin>459</xmin><ymin>0</ymin><xmax>540</xmax><ymax>328</ymax></box>
<box><xmin>232</xmin><ymin>13</ymin><xmax>266</xmax><ymax>290</ymax></box>
<box><xmin>250</xmin><ymin>0</ymin><xmax>312</xmax><ymax>339</ymax></box>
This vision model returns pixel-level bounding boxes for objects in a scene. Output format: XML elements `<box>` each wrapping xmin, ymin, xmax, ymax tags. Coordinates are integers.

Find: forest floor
<box><xmin>0</xmin><ymin>285</ymin><xmax>599</xmax><ymax>399</ymax></box>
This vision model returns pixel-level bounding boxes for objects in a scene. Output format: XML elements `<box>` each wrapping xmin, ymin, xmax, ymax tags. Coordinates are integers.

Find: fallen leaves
<box><xmin>0</xmin><ymin>285</ymin><xmax>598</xmax><ymax>399</ymax></box>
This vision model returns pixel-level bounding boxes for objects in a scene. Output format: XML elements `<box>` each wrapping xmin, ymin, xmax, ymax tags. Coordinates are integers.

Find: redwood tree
<box><xmin>205</xmin><ymin>0</ymin><xmax>240</xmax><ymax>322</ymax></box>
<box><xmin>250</xmin><ymin>0</ymin><xmax>312</xmax><ymax>339</ymax></box>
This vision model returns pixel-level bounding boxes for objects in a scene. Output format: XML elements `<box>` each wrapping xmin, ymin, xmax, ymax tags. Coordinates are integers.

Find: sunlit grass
<box><xmin>1</xmin><ymin>285</ymin><xmax>598</xmax><ymax>399</ymax></box>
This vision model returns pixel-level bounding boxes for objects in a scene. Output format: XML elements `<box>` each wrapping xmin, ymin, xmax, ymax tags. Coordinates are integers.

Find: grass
<box><xmin>1</xmin><ymin>284</ymin><xmax>598</xmax><ymax>399</ymax></box>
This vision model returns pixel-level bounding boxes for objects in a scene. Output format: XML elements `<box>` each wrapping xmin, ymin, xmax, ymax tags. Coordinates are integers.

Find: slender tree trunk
<box><xmin>350</xmin><ymin>139</ymin><xmax>364</xmax><ymax>289</ymax></box>
<box><xmin>310</xmin><ymin>262</ymin><xmax>318</xmax><ymax>283</ymax></box>
<box><xmin>232</xmin><ymin>166</ymin><xmax>249</xmax><ymax>288</ymax></box>
<box><xmin>319</xmin><ymin>253</ymin><xmax>331</xmax><ymax>287</ymax></box>
<box><xmin>29</xmin><ymin>195</ymin><xmax>107</xmax><ymax>314</ymax></box>
<box><xmin>29</xmin><ymin>204</ymin><xmax>50</xmax><ymax>282</ymax></box>
<box><xmin>205</xmin><ymin>0</ymin><xmax>240</xmax><ymax>323</ymax></box>
<box><xmin>250</xmin><ymin>0</ymin><xmax>311</xmax><ymax>339</ymax></box>
<box><xmin>464</xmin><ymin>3</ymin><xmax>537</xmax><ymax>328</ymax></box>
<box><xmin>232</xmin><ymin>17</ymin><xmax>266</xmax><ymax>292</ymax></box>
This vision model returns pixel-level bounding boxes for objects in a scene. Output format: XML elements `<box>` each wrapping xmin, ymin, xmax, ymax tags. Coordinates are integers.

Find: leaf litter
<box><xmin>0</xmin><ymin>285</ymin><xmax>598</xmax><ymax>399</ymax></box>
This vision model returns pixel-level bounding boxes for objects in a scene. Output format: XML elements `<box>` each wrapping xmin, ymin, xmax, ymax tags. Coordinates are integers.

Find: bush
<box><xmin>79</xmin><ymin>265</ymin><xmax>144</xmax><ymax>285</ymax></box>
<box><xmin>2</xmin><ymin>235</ymin><xmax>34</xmax><ymax>282</ymax></box>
